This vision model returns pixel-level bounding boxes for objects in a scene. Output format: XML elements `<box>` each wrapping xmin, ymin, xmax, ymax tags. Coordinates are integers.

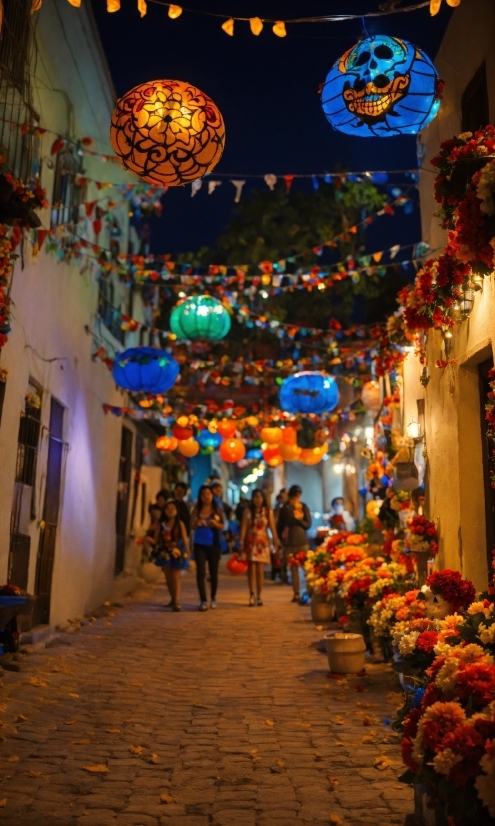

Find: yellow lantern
<box><xmin>110</xmin><ymin>80</ymin><xmax>225</xmax><ymax>187</ymax></box>
<box><xmin>299</xmin><ymin>447</ymin><xmax>324</xmax><ymax>466</ymax></box>
<box><xmin>246</xmin><ymin>415</ymin><xmax>259</xmax><ymax>427</ymax></box>
<box><xmin>260</xmin><ymin>426</ymin><xmax>282</xmax><ymax>445</ymax></box>
<box><xmin>279</xmin><ymin>442</ymin><xmax>301</xmax><ymax>462</ymax></box>
<box><xmin>178</xmin><ymin>438</ymin><xmax>200</xmax><ymax>458</ymax></box>
<box><xmin>176</xmin><ymin>415</ymin><xmax>189</xmax><ymax>428</ymax></box>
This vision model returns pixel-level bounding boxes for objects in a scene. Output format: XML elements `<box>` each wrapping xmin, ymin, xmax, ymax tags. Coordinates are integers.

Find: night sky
<box><xmin>91</xmin><ymin>0</ymin><xmax>453</xmax><ymax>257</ymax></box>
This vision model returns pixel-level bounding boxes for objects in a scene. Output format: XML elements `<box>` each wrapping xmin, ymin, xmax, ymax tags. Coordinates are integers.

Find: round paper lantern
<box><xmin>217</xmin><ymin>418</ymin><xmax>237</xmax><ymax>439</ymax></box>
<box><xmin>197</xmin><ymin>429</ymin><xmax>222</xmax><ymax>449</ymax></box>
<box><xmin>361</xmin><ymin>381</ymin><xmax>382</xmax><ymax>413</ymax></box>
<box><xmin>112</xmin><ymin>347</ymin><xmax>179</xmax><ymax>394</ymax></box>
<box><xmin>279</xmin><ymin>442</ymin><xmax>301</xmax><ymax>462</ymax></box>
<box><xmin>219</xmin><ymin>438</ymin><xmax>246</xmax><ymax>463</ymax></box>
<box><xmin>281</xmin><ymin>426</ymin><xmax>297</xmax><ymax>445</ymax></box>
<box><xmin>170</xmin><ymin>296</ymin><xmax>231</xmax><ymax>341</ymax></box>
<box><xmin>110</xmin><ymin>80</ymin><xmax>225</xmax><ymax>186</ymax></box>
<box><xmin>260</xmin><ymin>426</ymin><xmax>282</xmax><ymax>445</ymax></box>
<box><xmin>263</xmin><ymin>445</ymin><xmax>283</xmax><ymax>467</ymax></box>
<box><xmin>178</xmin><ymin>437</ymin><xmax>200</xmax><ymax>457</ymax></box>
<box><xmin>299</xmin><ymin>447</ymin><xmax>324</xmax><ymax>466</ymax></box>
<box><xmin>172</xmin><ymin>423</ymin><xmax>193</xmax><ymax>440</ymax></box>
<box><xmin>321</xmin><ymin>35</ymin><xmax>441</xmax><ymax>137</ymax></box>
<box><xmin>156</xmin><ymin>435</ymin><xmax>179</xmax><ymax>452</ymax></box>
<box><xmin>279</xmin><ymin>372</ymin><xmax>339</xmax><ymax>415</ymax></box>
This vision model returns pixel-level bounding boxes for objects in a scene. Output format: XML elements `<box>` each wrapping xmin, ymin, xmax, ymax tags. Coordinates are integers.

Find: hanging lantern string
<box><xmin>147</xmin><ymin>0</ymin><xmax>431</xmax><ymax>25</ymax></box>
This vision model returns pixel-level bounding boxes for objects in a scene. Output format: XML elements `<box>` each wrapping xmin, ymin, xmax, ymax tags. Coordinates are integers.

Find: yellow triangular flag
<box><xmin>272</xmin><ymin>20</ymin><xmax>286</xmax><ymax>37</ymax></box>
<box><xmin>107</xmin><ymin>0</ymin><xmax>120</xmax><ymax>11</ymax></box>
<box><xmin>137</xmin><ymin>0</ymin><xmax>147</xmax><ymax>16</ymax></box>
<box><xmin>222</xmin><ymin>17</ymin><xmax>234</xmax><ymax>35</ymax></box>
<box><xmin>249</xmin><ymin>16</ymin><xmax>263</xmax><ymax>35</ymax></box>
<box><xmin>67</xmin><ymin>0</ymin><xmax>81</xmax><ymax>7</ymax></box>
<box><xmin>168</xmin><ymin>4</ymin><xmax>182</xmax><ymax>18</ymax></box>
<box><xmin>372</xmin><ymin>251</ymin><xmax>383</xmax><ymax>263</ymax></box>
<box><xmin>446</xmin><ymin>0</ymin><xmax>461</xmax><ymax>5</ymax></box>
<box><xmin>430</xmin><ymin>0</ymin><xmax>442</xmax><ymax>13</ymax></box>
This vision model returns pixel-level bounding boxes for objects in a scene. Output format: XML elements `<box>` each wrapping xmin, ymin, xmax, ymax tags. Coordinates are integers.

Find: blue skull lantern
<box><xmin>321</xmin><ymin>35</ymin><xmax>441</xmax><ymax>137</ymax></box>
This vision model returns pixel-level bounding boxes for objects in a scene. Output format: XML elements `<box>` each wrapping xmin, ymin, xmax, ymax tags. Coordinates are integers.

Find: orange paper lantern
<box><xmin>178</xmin><ymin>437</ymin><xmax>200</xmax><ymax>457</ymax></box>
<box><xmin>279</xmin><ymin>442</ymin><xmax>301</xmax><ymax>462</ymax></box>
<box><xmin>217</xmin><ymin>418</ymin><xmax>237</xmax><ymax>438</ymax></box>
<box><xmin>110</xmin><ymin>79</ymin><xmax>225</xmax><ymax>187</ymax></box>
<box><xmin>156</xmin><ymin>435</ymin><xmax>178</xmax><ymax>452</ymax></box>
<box><xmin>260</xmin><ymin>426</ymin><xmax>282</xmax><ymax>445</ymax></box>
<box><xmin>281</xmin><ymin>426</ymin><xmax>297</xmax><ymax>445</ymax></box>
<box><xmin>219</xmin><ymin>438</ymin><xmax>246</xmax><ymax>463</ymax></box>
<box><xmin>262</xmin><ymin>445</ymin><xmax>283</xmax><ymax>467</ymax></box>
<box><xmin>299</xmin><ymin>447</ymin><xmax>324</xmax><ymax>466</ymax></box>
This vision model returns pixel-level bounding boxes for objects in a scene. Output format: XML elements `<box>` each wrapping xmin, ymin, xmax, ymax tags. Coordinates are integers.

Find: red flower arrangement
<box><xmin>426</xmin><ymin>570</ymin><xmax>476</xmax><ymax>613</ymax></box>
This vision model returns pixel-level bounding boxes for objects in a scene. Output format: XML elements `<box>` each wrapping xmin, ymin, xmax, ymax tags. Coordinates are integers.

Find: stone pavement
<box><xmin>0</xmin><ymin>562</ymin><xmax>413</xmax><ymax>826</ymax></box>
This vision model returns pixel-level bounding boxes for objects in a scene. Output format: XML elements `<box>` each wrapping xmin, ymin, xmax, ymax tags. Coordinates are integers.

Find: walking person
<box><xmin>277</xmin><ymin>485</ymin><xmax>312</xmax><ymax>602</ymax></box>
<box><xmin>152</xmin><ymin>499</ymin><xmax>190</xmax><ymax>612</ymax></box>
<box><xmin>240</xmin><ymin>488</ymin><xmax>280</xmax><ymax>606</ymax></box>
<box><xmin>191</xmin><ymin>485</ymin><xmax>225</xmax><ymax>611</ymax></box>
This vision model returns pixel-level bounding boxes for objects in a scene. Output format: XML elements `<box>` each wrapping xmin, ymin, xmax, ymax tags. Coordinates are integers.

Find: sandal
<box><xmin>249</xmin><ymin>594</ymin><xmax>255</xmax><ymax>606</ymax></box>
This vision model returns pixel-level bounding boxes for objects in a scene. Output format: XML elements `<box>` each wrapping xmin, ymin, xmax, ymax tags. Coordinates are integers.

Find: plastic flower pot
<box><xmin>324</xmin><ymin>632</ymin><xmax>366</xmax><ymax>674</ymax></box>
<box><xmin>310</xmin><ymin>592</ymin><xmax>335</xmax><ymax>623</ymax></box>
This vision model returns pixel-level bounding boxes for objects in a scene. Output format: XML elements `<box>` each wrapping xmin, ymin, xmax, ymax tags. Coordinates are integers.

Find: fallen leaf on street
<box><xmin>329</xmin><ymin>814</ymin><xmax>342</xmax><ymax>825</ymax></box>
<box><xmin>160</xmin><ymin>793</ymin><xmax>175</xmax><ymax>804</ymax></box>
<box><xmin>0</xmin><ymin>798</ymin><xmax>6</xmax><ymax>807</ymax></box>
<box><xmin>249</xmin><ymin>749</ymin><xmax>258</xmax><ymax>755</ymax></box>
<box><xmin>335</xmin><ymin>742</ymin><xmax>345</xmax><ymax>747</ymax></box>
<box><xmin>316</xmin><ymin>625</ymin><xmax>324</xmax><ymax>631</ymax></box>
<box><xmin>70</xmin><ymin>739</ymin><xmax>91</xmax><ymax>745</ymax></box>
<box><xmin>131</xmin><ymin>682</ymin><xmax>143</xmax><ymax>687</ymax></box>
<box><xmin>264</xmin><ymin>720</ymin><xmax>275</xmax><ymax>727</ymax></box>
<box><xmin>361</xmin><ymin>734</ymin><xmax>377</xmax><ymax>744</ymax></box>
<box><xmin>7</xmin><ymin>756</ymin><xmax>19</xmax><ymax>763</ymax></box>
<box><xmin>28</xmin><ymin>771</ymin><xmax>42</xmax><ymax>777</ymax></box>
<box><xmin>336</xmin><ymin>679</ymin><xmax>348</xmax><ymax>687</ymax></box>
<box><xmin>128</xmin><ymin>745</ymin><xmax>143</xmax><ymax>754</ymax></box>
<box><xmin>65</xmin><ymin>720</ymin><xmax>77</xmax><ymax>726</ymax></box>
<box><xmin>149</xmin><ymin>754</ymin><xmax>159</xmax><ymax>764</ymax></box>
<box><xmin>374</xmin><ymin>755</ymin><xmax>392</xmax><ymax>771</ymax></box>
<box><xmin>332</xmin><ymin>717</ymin><xmax>345</xmax><ymax>726</ymax></box>
<box><xmin>82</xmin><ymin>765</ymin><xmax>109</xmax><ymax>773</ymax></box>
<box><xmin>106</xmin><ymin>728</ymin><xmax>120</xmax><ymax>734</ymax></box>
<box><xmin>387</xmin><ymin>692</ymin><xmax>404</xmax><ymax>707</ymax></box>
<box><xmin>15</xmin><ymin>715</ymin><xmax>28</xmax><ymax>723</ymax></box>
<box><xmin>68</xmin><ymin>693</ymin><xmax>79</xmax><ymax>699</ymax></box>
<box><xmin>297</xmin><ymin>722</ymin><xmax>311</xmax><ymax>728</ymax></box>
<box><xmin>28</xmin><ymin>677</ymin><xmax>48</xmax><ymax>687</ymax></box>
<box><xmin>314</xmin><ymin>752</ymin><xmax>323</xmax><ymax>762</ymax></box>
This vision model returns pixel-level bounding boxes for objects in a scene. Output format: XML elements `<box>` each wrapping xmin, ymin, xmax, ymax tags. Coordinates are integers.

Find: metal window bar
<box><xmin>0</xmin><ymin>0</ymin><xmax>39</xmax><ymax>180</ymax></box>
<box><xmin>98</xmin><ymin>282</ymin><xmax>126</xmax><ymax>344</ymax></box>
<box><xmin>15</xmin><ymin>404</ymin><xmax>41</xmax><ymax>488</ymax></box>
<box><xmin>51</xmin><ymin>149</ymin><xmax>85</xmax><ymax>228</ymax></box>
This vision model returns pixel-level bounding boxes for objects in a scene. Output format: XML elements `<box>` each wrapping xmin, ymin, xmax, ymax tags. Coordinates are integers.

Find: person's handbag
<box><xmin>226</xmin><ymin>553</ymin><xmax>248</xmax><ymax>575</ymax></box>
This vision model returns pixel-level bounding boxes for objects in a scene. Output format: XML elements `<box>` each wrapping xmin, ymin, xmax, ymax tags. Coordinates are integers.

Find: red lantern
<box><xmin>173</xmin><ymin>423</ymin><xmax>193</xmax><ymax>440</ymax></box>
<box><xmin>217</xmin><ymin>418</ymin><xmax>237</xmax><ymax>438</ymax></box>
<box><xmin>263</xmin><ymin>445</ymin><xmax>283</xmax><ymax>467</ymax></box>
<box><xmin>219</xmin><ymin>438</ymin><xmax>246</xmax><ymax>463</ymax></box>
<box><xmin>226</xmin><ymin>553</ymin><xmax>248</xmax><ymax>575</ymax></box>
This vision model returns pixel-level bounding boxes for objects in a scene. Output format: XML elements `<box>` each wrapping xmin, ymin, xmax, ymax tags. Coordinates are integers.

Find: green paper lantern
<box><xmin>170</xmin><ymin>296</ymin><xmax>231</xmax><ymax>341</ymax></box>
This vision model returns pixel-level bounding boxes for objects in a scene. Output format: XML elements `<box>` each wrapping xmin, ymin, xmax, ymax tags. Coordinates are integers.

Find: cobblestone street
<box><xmin>0</xmin><ymin>565</ymin><xmax>413</xmax><ymax>826</ymax></box>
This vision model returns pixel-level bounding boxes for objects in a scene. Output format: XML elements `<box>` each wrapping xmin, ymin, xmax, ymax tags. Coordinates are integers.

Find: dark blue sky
<box><xmin>91</xmin><ymin>0</ymin><xmax>452</xmax><ymax>256</ymax></box>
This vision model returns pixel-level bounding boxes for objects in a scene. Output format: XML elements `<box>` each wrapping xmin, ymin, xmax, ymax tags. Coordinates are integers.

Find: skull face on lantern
<box><xmin>321</xmin><ymin>35</ymin><xmax>441</xmax><ymax>137</ymax></box>
<box><xmin>423</xmin><ymin>586</ymin><xmax>451</xmax><ymax>620</ymax></box>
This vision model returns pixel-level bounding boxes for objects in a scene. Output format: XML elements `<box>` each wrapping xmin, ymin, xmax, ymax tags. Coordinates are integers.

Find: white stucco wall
<box><xmin>0</xmin><ymin>0</ymin><xmax>146</xmax><ymax>625</ymax></box>
<box><xmin>415</xmin><ymin>0</ymin><xmax>495</xmax><ymax>590</ymax></box>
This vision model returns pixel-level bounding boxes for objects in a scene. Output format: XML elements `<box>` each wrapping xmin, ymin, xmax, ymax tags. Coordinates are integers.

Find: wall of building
<box><xmin>0</xmin><ymin>0</ymin><xmax>148</xmax><ymax>626</ymax></box>
<box><xmin>416</xmin><ymin>0</ymin><xmax>495</xmax><ymax>590</ymax></box>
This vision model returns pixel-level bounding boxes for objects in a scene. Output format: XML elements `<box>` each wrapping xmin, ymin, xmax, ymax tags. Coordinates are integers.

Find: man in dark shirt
<box><xmin>173</xmin><ymin>482</ymin><xmax>191</xmax><ymax>534</ymax></box>
<box><xmin>277</xmin><ymin>485</ymin><xmax>312</xmax><ymax>602</ymax></box>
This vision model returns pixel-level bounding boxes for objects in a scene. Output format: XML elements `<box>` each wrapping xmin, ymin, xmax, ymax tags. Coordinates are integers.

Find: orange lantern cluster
<box><xmin>260</xmin><ymin>426</ymin><xmax>282</xmax><ymax>445</ymax></box>
<box><xmin>110</xmin><ymin>79</ymin><xmax>225</xmax><ymax>187</ymax></box>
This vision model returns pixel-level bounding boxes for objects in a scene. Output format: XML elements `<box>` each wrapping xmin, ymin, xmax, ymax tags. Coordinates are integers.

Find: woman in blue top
<box><xmin>191</xmin><ymin>485</ymin><xmax>225</xmax><ymax>611</ymax></box>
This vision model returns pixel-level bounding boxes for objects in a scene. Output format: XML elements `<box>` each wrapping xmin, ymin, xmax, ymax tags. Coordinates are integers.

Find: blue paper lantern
<box><xmin>279</xmin><ymin>372</ymin><xmax>339</xmax><ymax>415</ymax></box>
<box><xmin>170</xmin><ymin>295</ymin><xmax>231</xmax><ymax>341</ymax></box>
<box><xmin>197</xmin><ymin>430</ymin><xmax>222</xmax><ymax>450</ymax></box>
<box><xmin>112</xmin><ymin>346</ymin><xmax>179</xmax><ymax>393</ymax></box>
<box><xmin>246</xmin><ymin>448</ymin><xmax>263</xmax><ymax>460</ymax></box>
<box><xmin>321</xmin><ymin>35</ymin><xmax>441</xmax><ymax>137</ymax></box>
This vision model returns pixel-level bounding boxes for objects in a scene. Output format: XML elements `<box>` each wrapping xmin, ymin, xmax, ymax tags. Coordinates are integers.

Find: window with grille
<box><xmin>0</xmin><ymin>0</ymin><xmax>39</xmax><ymax>180</ymax></box>
<box><xmin>98</xmin><ymin>278</ymin><xmax>125</xmax><ymax>344</ymax></box>
<box><xmin>51</xmin><ymin>147</ymin><xmax>86</xmax><ymax>228</ymax></box>
<box><xmin>15</xmin><ymin>390</ymin><xmax>42</xmax><ymax>488</ymax></box>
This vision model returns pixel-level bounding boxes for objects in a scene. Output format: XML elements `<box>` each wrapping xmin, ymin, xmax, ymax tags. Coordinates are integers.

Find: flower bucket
<box><xmin>311</xmin><ymin>592</ymin><xmax>335</xmax><ymax>623</ymax></box>
<box><xmin>324</xmin><ymin>632</ymin><xmax>366</xmax><ymax>674</ymax></box>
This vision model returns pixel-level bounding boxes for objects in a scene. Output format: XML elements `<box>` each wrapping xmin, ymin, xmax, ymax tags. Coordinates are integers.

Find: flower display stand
<box><xmin>310</xmin><ymin>592</ymin><xmax>335</xmax><ymax>623</ymax></box>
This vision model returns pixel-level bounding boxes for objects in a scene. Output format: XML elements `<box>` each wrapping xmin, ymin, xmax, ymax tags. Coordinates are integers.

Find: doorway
<box><xmin>478</xmin><ymin>358</ymin><xmax>495</xmax><ymax>581</ymax></box>
<box><xmin>115</xmin><ymin>426</ymin><xmax>133</xmax><ymax>575</ymax></box>
<box><xmin>33</xmin><ymin>398</ymin><xmax>65</xmax><ymax>626</ymax></box>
